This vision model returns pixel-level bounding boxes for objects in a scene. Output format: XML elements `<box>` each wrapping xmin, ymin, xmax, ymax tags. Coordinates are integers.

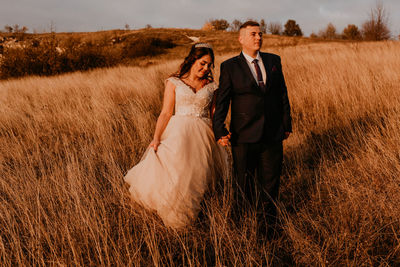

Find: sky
<box><xmin>1</xmin><ymin>0</ymin><xmax>399</xmax><ymax>37</ymax></box>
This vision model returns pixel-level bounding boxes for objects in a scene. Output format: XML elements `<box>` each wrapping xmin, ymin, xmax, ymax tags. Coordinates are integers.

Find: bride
<box><xmin>124</xmin><ymin>43</ymin><xmax>228</xmax><ymax>228</ymax></box>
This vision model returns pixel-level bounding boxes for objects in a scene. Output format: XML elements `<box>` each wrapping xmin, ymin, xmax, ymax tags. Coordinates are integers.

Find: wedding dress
<box><xmin>124</xmin><ymin>77</ymin><xmax>227</xmax><ymax>228</ymax></box>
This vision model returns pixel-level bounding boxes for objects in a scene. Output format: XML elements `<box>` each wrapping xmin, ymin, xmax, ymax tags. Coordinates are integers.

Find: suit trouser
<box><xmin>231</xmin><ymin>140</ymin><xmax>283</xmax><ymax>226</ymax></box>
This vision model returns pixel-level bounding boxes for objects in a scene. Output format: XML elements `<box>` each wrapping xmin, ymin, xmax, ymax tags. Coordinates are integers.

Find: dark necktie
<box><xmin>252</xmin><ymin>59</ymin><xmax>266</xmax><ymax>91</ymax></box>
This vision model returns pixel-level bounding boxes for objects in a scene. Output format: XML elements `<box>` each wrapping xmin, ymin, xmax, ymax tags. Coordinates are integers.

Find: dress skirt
<box><xmin>124</xmin><ymin>115</ymin><xmax>227</xmax><ymax>228</ymax></box>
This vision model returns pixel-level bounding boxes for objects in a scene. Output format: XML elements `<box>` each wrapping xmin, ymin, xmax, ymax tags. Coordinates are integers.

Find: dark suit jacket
<box><xmin>212</xmin><ymin>52</ymin><xmax>292</xmax><ymax>144</ymax></box>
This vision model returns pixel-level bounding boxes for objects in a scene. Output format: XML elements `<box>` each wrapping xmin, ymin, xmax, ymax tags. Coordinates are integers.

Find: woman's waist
<box><xmin>174</xmin><ymin>110</ymin><xmax>210</xmax><ymax>118</ymax></box>
<box><xmin>171</xmin><ymin>114</ymin><xmax>212</xmax><ymax>124</ymax></box>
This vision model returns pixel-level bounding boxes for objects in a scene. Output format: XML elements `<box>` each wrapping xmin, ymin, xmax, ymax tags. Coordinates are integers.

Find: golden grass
<box><xmin>1</xmin><ymin>41</ymin><xmax>400</xmax><ymax>266</ymax></box>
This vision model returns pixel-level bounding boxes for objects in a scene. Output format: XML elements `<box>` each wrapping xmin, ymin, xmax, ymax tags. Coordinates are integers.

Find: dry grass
<box><xmin>1</xmin><ymin>41</ymin><xmax>400</xmax><ymax>266</ymax></box>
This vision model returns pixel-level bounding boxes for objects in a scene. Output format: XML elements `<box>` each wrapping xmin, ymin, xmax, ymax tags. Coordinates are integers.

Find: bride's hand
<box><xmin>149</xmin><ymin>139</ymin><xmax>161</xmax><ymax>152</ymax></box>
<box><xmin>217</xmin><ymin>133</ymin><xmax>231</xmax><ymax>147</ymax></box>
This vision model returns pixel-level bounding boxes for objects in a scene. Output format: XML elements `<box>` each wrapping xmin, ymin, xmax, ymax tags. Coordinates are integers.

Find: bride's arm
<box><xmin>149</xmin><ymin>80</ymin><xmax>175</xmax><ymax>152</ymax></box>
<box><xmin>210</xmin><ymin>90</ymin><xmax>217</xmax><ymax>120</ymax></box>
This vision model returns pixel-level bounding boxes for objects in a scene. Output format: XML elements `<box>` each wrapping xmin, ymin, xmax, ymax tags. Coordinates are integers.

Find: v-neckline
<box><xmin>179</xmin><ymin>78</ymin><xmax>210</xmax><ymax>94</ymax></box>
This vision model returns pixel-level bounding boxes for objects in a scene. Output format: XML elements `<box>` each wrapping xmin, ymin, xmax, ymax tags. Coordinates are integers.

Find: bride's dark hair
<box><xmin>172</xmin><ymin>43</ymin><xmax>215</xmax><ymax>81</ymax></box>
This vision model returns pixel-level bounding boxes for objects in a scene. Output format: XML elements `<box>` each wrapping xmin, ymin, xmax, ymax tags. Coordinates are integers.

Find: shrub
<box><xmin>362</xmin><ymin>1</ymin><xmax>391</xmax><ymax>41</ymax></box>
<box><xmin>283</xmin><ymin>20</ymin><xmax>303</xmax><ymax>37</ymax></box>
<box><xmin>260</xmin><ymin>19</ymin><xmax>267</xmax><ymax>34</ymax></box>
<box><xmin>209</xmin><ymin>19</ymin><xmax>230</xmax><ymax>31</ymax></box>
<box><xmin>268</xmin><ymin>22</ymin><xmax>282</xmax><ymax>35</ymax></box>
<box><xmin>0</xmin><ymin>35</ymin><xmax>175</xmax><ymax>79</ymax></box>
<box><xmin>123</xmin><ymin>37</ymin><xmax>175</xmax><ymax>58</ymax></box>
<box><xmin>0</xmin><ymin>37</ymin><xmax>114</xmax><ymax>79</ymax></box>
<box><xmin>342</xmin><ymin>24</ymin><xmax>362</xmax><ymax>40</ymax></box>
<box><xmin>229</xmin><ymin>19</ymin><xmax>242</xmax><ymax>32</ymax></box>
<box><xmin>202</xmin><ymin>22</ymin><xmax>214</xmax><ymax>31</ymax></box>
<box><xmin>319</xmin><ymin>23</ymin><xmax>338</xmax><ymax>39</ymax></box>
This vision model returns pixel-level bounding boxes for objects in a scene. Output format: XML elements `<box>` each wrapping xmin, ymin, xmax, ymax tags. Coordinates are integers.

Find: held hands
<box><xmin>149</xmin><ymin>139</ymin><xmax>161</xmax><ymax>152</ymax></box>
<box><xmin>217</xmin><ymin>133</ymin><xmax>231</xmax><ymax>147</ymax></box>
<box><xmin>217</xmin><ymin>132</ymin><xmax>290</xmax><ymax>146</ymax></box>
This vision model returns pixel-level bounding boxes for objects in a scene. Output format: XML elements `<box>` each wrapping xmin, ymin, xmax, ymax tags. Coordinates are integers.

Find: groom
<box><xmin>212</xmin><ymin>21</ymin><xmax>292</xmax><ymax>235</ymax></box>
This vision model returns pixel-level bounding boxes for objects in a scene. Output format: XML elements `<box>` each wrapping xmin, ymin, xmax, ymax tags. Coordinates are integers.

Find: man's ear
<box><xmin>238</xmin><ymin>28</ymin><xmax>244</xmax><ymax>44</ymax></box>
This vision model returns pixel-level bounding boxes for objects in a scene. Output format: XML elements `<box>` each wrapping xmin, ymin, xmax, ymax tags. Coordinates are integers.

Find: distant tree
<box><xmin>268</xmin><ymin>22</ymin><xmax>282</xmax><ymax>35</ymax></box>
<box><xmin>4</xmin><ymin>25</ymin><xmax>13</xmax><ymax>33</ymax></box>
<box><xmin>2</xmin><ymin>24</ymin><xmax>28</xmax><ymax>34</ymax></box>
<box><xmin>283</xmin><ymin>19</ymin><xmax>303</xmax><ymax>36</ymax></box>
<box><xmin>125</xmin><ymin>24</ymin><xmax>130</xmax><ymax>31</ymax></box>
<box><xmin>20</xmin><ymin>26</ymin><xmax>28</xmax><ymax>33</ymax></box>
<box><xmin>210</xmin><ymin>19</ymin><xmax>230</xmax><ymax>31</ymax></box>
<box><xmin>13</xmin><ymin>24</ymin><xmax>20</xmax><ymax>33</ymax></box>
<box><xmin>342</xmin><ymin>24</ymin><xmax>362</xmax><ymax>40</ymax></box>
<box><xmin>49</xmin><ymin>21</ymin><xmax>56</xmax><ymax>33</ymax></box>
<box><xmin>310</xmin><ymin>32</ymin><xmax>318</xmax><ymax>38</ymax></box>
<box><xmin>229</xmin><ymin>19</ymin><xmax>242</xmax><ymax>32</ymax></box>
<box><xmin>260</xmin><ymin>19</ymin><xmax>267</xmax><ymax>33</ymax></box>
<box><xmin>362</xmin><ymin>1</ymin><xmax>390</xmax><ymax>41</ymax></box>
<box><xmin>319</xmin><ymin>23</ymin><xmax>338</xmax><ymax>39</ymax></box>
<box><xmin>145</xmin><ymin>24</ymin><xmax>152</xmax><ymax>29</ymax></box>
<box><xmin>202</xmin><ymin>21</ymin><xmax>214</xmax><ymax>31</ymax></box>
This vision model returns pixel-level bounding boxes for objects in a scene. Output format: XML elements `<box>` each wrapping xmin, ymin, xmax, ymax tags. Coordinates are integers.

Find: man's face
<box><xmin>239</xmin><ymin>26</ymin><xmax>263</xmax><ymax>53</ymax></box>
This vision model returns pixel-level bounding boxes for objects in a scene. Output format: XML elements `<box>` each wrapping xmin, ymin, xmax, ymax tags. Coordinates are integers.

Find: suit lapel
<box><xmin>238</xmin><ymin>52</ymin><xmax>259</xmax><ymax>88</ymax></box>
<box><xmin>260</xmin><ymin>52</ymin><xmax>272</xmax><ymax>88</ymax></box>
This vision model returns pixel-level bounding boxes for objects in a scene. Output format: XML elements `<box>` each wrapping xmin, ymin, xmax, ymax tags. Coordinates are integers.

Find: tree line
<box><xmin>1</xmin><ymin>2</ymin><xmax>394</xmax><ymax>41</ymax></box>
<box><xmin>2</xmin><ymin>24</ymin><xmax>29</xmax><ymax>34</ymax></box>
<box><xmin>202</xmin><ymin>19</ymin><xmax>303</xmax><ymax>37</ymax></box>
<box><xmin>203</xmin><ymin>1</ymin><xmax>394</xmax><ymax>41</ymax></box>
<box><xmin>313</xmin><ymin>1</ymin><xmax>391</xmax><ymax>41</ymax></box>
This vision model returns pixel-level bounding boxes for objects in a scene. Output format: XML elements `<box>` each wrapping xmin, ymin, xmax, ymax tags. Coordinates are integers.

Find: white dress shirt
<box><xmin>242</xmin><ymin>51</ymin><xmax>267</xmax><ymax>85</ymax></box>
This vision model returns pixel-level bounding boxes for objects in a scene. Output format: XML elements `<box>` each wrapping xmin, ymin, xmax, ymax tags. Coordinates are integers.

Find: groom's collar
<box><xmin>241</xmin><ymin>51</ymin><xmax>262</xmax><ymax>64</ymax></box>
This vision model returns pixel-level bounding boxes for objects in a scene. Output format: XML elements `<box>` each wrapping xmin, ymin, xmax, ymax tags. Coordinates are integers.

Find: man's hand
<box><xmin>284</xmin><ymin>132</ymin><xmax>291</xmax><ymax>140</ymax></box>
<box><xmin>217</xmin><ymin>133</ymin><xmax>231</xmax><ymax>147</ymax></box>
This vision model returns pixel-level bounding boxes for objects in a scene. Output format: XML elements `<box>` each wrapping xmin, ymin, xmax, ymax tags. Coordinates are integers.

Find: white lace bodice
<box><xmin>166</xmin><ymin>77</ymin><xmax>217</xmax><ymax>120</ymax></box>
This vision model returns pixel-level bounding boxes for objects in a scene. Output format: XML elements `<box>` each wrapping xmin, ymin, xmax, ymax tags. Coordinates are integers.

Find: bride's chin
<box><xmin>200</xmin><ymin>71</ymin><xmax>209</xmax><ymax>77</ymax></box>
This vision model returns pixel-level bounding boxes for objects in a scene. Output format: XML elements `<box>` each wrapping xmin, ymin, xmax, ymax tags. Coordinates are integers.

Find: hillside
<box><xmin>1</xmin><ymin>28</ymin><xmax>336</xmax><ymax>79</ymax></box>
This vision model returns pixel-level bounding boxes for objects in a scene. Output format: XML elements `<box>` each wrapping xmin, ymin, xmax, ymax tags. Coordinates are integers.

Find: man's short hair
<box><xmin>239</xmin><ymin>21</ymin><xmax>260</xmax><ymax>30</ymax></box>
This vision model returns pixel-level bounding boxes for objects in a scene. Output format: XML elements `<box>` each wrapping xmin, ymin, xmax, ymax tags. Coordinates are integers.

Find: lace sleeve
<box><xmin>209</xmin><ymin>82</ymin><xmax>218</xmax><ymax>92</ymax></box>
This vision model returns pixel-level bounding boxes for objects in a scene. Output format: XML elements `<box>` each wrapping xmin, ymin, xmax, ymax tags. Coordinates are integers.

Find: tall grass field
<box><xmin>1</xmin><ymin>40</ymin><xmax>400</xmax><ymax>266</ymax></box>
